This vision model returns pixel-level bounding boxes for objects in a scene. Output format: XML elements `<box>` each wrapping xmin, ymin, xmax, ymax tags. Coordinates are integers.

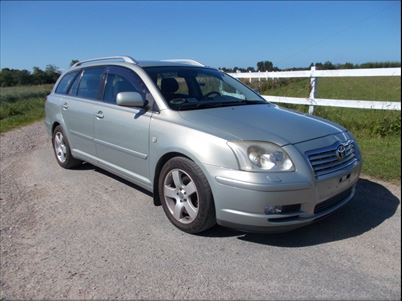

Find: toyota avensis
<box><xmin>45</xmin><ymin>56</ymin><xmax>362</xmax><ymax>233</ymax></box>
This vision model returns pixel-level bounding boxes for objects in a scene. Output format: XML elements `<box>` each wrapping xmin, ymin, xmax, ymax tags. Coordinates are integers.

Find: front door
<box><xmin>93</xmin><ymin>66</ymin><xmax>152</xmax><ymax>187</ymax></box>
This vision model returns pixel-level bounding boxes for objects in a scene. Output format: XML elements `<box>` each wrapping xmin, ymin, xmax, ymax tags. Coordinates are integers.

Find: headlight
<box><xmin>227</xmin><ymin>141</ymin><xmax>295</xmax><ymax>172</ymax></box>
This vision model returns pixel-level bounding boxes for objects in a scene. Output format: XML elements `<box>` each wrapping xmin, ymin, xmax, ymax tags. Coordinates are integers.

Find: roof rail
<box><xmin>72</xmin><ymin>56</ymin><xmax>137</xmax><ymax>67</ymax></box>
<box><xmin>161</xmin><ymin>59</ymin><xmax>205</xmax><ymax>67</ymax></box>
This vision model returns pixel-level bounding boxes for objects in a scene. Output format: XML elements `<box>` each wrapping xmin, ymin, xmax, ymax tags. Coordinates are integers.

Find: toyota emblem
<box><xmin>336</xmin><ymin>144</ymin><xmax>346</xmax><ymax>160</ymax></box>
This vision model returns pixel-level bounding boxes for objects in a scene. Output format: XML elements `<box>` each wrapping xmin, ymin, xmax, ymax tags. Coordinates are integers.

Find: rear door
<box><xmin>93</xmin><ymin>66</ymin><xmax>152</xmax><ymax>186</ymax></box>
<box><xmin>60</xmin><ymin>66</ymin><xmax>106</xmax><ymax>160</ymax></box>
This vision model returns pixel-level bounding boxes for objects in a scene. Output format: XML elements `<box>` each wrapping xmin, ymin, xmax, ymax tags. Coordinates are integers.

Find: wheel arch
<box><xmin>51</xmin><ymin>121</ymin><xmax>61</xmax><ymax>134</ymax></box>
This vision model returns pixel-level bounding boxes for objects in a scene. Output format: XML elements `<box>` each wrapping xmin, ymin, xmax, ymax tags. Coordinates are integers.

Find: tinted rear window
<box><xmin>68</xmin><ymin>71</ymin><xmax>82</xmax><ymax>96</ymax></box>
<box><xmin>55</xmin><ymin>71</ymin><xmax>79</xmax><ymax>95</ymax></box>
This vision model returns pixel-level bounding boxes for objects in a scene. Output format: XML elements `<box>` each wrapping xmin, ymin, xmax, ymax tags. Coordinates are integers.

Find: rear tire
<box><xmin>159</xmin><ymin>157</ymin><xmax>216</xmax><ymax>234</ymax></box>
<box><xmin>52</xmin><ymin>125</ymin><xmax>81</xmax><ymax>169</ymax></box>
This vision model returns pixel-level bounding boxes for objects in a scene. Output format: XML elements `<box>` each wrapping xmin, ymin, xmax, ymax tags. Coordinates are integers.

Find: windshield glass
<box><xmin>143</xmin><ymin>66</ymin><xmax>268</xmax><ymax>110</ymax></box>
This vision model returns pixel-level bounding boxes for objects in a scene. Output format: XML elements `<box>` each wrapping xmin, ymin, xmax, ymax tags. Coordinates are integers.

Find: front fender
<box><xmin>149</xmin><ymin>113</ymin><xmax>239</xmax><ymax>185</ymax></box>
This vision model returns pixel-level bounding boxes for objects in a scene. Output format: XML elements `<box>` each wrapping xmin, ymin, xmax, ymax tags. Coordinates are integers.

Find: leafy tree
<box><xmin>340</xmin><ymin>62</ymin><xmax>355</xmax><ymax>69</ymax></box>
<box><xmin>32</xmin><ymin>67</ymin><xmax>47</xmax><ymax>84</ymax></box>
<box><xmin>70</xmin><ymin>59</ymin><xmax>79</xmax><ymax>66</ymax></box>
<box><xmin>257</xmin><ymin>61</ymin><xmax>277</xmax><ymax>72</ymax></box>
<box><xmin>0</xmin><ymin>68</ymin><xmax>16</xmax><ymax>87</ymax></box>
<box><xmin>323</xmin><ymin>61</ymin><xmax>336</xmax><ymax>70</ymax></box>
<box><xmin>45</xmin><ymin>64</ymin><xmax>61</xmax><ymax>83</ymax></box>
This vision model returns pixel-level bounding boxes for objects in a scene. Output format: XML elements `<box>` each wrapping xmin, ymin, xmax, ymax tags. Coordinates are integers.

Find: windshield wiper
<box><xmin>176</xmin><ymin>101</ymin><xmax>226</xmax><ymax>110</ymax></box>
<box><xmin>174</xmin><ymin>99</ymin><xmax>266</xmax><ymax>111</ymax></box>
<box><xmin>236</xmin><ymin>99</ymin><xmax>266</xmax><ymax>104</ymax></box>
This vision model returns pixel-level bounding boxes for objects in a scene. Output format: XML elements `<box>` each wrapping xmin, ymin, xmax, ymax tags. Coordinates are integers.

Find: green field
<box><xmin>0</xmin><ymin>78</ymin><xmax>400</xmax><ymax>182</ymax></box>
<box><xmin>0</xmin><ymin>84</ymin><xmax>52</xmax><ymax>133</ymax></box>
<box><xmin>246</xmin><ymin>76</ymin><xmax>401</xmax><ymax>182</ymax></box>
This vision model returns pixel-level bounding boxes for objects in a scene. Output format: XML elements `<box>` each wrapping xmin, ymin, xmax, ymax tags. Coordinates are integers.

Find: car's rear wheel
<box><xmin>52</xmin><ymin>125</ymin><xmax>81</xmax><ymax>169</ymax></box>
<box><xmin>159</xmin><ymin>157</ymin><xmax>216</xmax><ymax>233</ymax></box>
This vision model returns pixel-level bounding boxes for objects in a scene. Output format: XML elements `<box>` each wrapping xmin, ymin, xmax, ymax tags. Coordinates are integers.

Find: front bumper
<box><xmin>205</xmin><ymin>157</ymin><xmax>362</xmax><ymax>233</ymax></box>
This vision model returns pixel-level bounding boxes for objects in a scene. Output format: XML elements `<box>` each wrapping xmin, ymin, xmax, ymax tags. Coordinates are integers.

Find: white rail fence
<box><xmin>228</xmin><ymin>66</ymin><xmax>401</xmax><ymax>114</ymax></box>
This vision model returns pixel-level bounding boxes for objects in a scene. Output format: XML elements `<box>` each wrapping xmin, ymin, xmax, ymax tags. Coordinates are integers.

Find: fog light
<box><xmin>265</xmin><ymin>205</ymin><xmax>283</xmax><ymax>215</ymax></box>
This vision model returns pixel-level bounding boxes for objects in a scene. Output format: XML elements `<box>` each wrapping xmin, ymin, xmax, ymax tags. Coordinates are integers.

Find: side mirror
<box><xmin>116</xmin><ymin>92</ymin><xmax>145</xmax><ymax>108</ymax></box>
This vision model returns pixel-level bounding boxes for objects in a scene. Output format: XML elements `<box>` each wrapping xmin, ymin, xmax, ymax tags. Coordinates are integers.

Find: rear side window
<box><xmin>77</xmin><ymin>67</ymin><xmax>105</xmax><ymax>100</ymax></box>
<box><xmin>55</xmin><ymin>71</ymin><xmax>79</xmax><ymax>95</ymax></box>
<box><xmin>68</xmin><ymin>70</ymin><xmax>82</xmax><ymax>96</ymax></box>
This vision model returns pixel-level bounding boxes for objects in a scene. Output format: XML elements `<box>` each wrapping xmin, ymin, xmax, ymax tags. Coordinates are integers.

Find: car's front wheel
<box><xmin>159</xmin><ymin>157</ymin><xmax>216</xmax><ymax>233</ymax></box>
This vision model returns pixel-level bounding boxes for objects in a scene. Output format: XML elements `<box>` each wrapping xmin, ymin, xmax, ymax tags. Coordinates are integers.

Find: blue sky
<box><xmin>1</xmin><ymin>1</ymin><xmax>400</xmax><ymax>70</ymax></box>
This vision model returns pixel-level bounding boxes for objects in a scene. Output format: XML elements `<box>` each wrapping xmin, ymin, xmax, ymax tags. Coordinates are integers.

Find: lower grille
<box><xmin>281</xmin><ymin>204</ymin><xmax>301</xmax><ymax>214</ymax></box>
<box><xmin>314</xmin><ymin>188</ymin><xmax>353</xmax><ymax>214</ymax></box>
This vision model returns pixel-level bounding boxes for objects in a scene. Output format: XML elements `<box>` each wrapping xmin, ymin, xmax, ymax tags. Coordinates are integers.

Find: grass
<box><xmin>0</xmin><ymin>79</ymin><xmax>401</xmax><ymax>182</ymax></box>
<box><xmin>257</xmin><ymin>76</ymin><xmax>401</xmax><ymax>101</ymax></box>
<box><xmin>356</xmin><ymin>135</ymin><xmax>401</xmax><ymax>182</ymax></box>
<box><xmin>245</xmin><ymin>76</ymin><xmax>401</xmax><ymax>182</ymax></box>
<box><xmin>0</xmin><ymin>85</ymin><xmax>52</xmax><ymax>133</ymax></box>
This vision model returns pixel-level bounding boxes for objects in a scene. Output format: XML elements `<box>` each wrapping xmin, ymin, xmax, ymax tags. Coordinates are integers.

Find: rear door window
<box><xmin>67</xmin><ymin>70</ymin><xmax>82</xmax><ymax>96</ymax></box>
<box><xmin>55</xmin><ymin>71</ymin><xmax>79</xmax><ymax>95</ymax></box>
<box><xmin>76</xmin><ymin>67</ymin><xmax>105</xmax><ymax>100</ymax></box>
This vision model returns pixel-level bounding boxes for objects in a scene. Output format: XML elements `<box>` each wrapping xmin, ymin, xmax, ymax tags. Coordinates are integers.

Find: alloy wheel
<box><xmin>54</xmin><ymin>131</ymin><xmax>67</xmax><ymax>163</ymax></box>
<box><xmin>163</xmin><ymin>168</ymin><xmax>199</xmax><ymax>224</ymax></box>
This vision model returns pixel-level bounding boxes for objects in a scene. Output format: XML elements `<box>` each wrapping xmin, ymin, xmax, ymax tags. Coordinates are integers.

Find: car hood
<box><xmin>177</xmin><ymin>104</ymin><xmax>345</xmax><ymax>146</ymax></box>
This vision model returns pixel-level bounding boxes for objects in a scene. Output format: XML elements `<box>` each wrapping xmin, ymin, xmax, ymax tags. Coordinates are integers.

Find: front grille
<box><xmin>314</xmin><ymin>188</ymin><xmax>353</xmax><ymax>214</ymax></box>
<box><xmin>306</xmin><ymin>140</ymin><xmax>357</xmax><ymax>177</ymax></box>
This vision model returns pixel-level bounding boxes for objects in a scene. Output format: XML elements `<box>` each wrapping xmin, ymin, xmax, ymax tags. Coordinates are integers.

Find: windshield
<box><xmin>143</xmin><ymin>66</ymin><xmax>268</xmax><ymax>110</ymax></box>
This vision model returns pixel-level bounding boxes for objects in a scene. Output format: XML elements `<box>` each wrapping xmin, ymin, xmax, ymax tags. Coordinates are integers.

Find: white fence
<box><xmin>228</xmin><ymin>66</ymin><xmax>401</xmax><ymax>114</ymax></box>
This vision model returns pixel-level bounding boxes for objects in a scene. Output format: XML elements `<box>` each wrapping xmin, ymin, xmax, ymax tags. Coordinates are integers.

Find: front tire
<box><xmin>159</xmin><ymin>157</ymin><xmax>216</xmax><ymax>234</ymax></box>
<box><xmin>52</xmin><ymin>125</ymin><xmax>81</xmax><ymax>169</ymax></box>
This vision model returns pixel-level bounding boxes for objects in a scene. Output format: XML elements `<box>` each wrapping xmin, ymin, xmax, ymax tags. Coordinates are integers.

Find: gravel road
<box><xmin>0</xmin><ymin>122</ymin><xmax>400</xmax><ymax>300</ymax></box>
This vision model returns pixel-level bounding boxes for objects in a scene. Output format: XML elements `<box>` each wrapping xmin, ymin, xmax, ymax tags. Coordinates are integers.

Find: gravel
<box><xmin>0</xmin><ymin>122</ymin><xmax>400</xmax><ymax>300</ymax></box>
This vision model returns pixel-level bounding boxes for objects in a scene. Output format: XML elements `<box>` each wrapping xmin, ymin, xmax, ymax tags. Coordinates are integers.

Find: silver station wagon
<box><xmin>45</xmin><ymin>56</ymin><xmax>362</xmax><ymax>233</ymax></box>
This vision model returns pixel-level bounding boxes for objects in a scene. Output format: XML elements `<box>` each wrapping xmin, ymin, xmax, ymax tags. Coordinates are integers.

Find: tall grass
<box><xmin>0</xmin><ymin>84</ymin><xmax>52</xmax><ymax>102</ymax></box>
<box><xmin>0</xmin><ymin>85</ymin><xmax>52</xmax><ymax>133</ymax></box>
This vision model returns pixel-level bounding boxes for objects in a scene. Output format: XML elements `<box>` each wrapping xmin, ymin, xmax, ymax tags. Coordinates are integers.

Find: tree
<box><xmin>339</xmin><ymin>62</ymin><xmax>355</xmax><ymax>69</ymax></box>
<box><xmin>256</xmin><ymin>61</ymin><xmax>279</xmax><ymax>72</ymax></box>
<box><xmin>45</xmin><ymin>64</ymin><xmax>61</xmax><ymax>83</ymax></box>
<box><xmin>0</xmin><ymin>68</ymin><xmax>16</xmax><ymax>87</ymax></box>
<box><xmin>70</xmin><ymin>59</ymin><xmax>79</xmax><ymax>66</ymax></box>
<box><xmin>32</xmin><ymin>67</ymin><xmax>47</xmax><ymax>84</ymax></box>
<box><xmin>323</xmin><ymin>61</ymin><xmax>336</xmax><ymax>70</ymax></box>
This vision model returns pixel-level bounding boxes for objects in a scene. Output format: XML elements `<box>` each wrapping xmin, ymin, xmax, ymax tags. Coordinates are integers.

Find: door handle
<box><xmin>62</xmin><ymin>103</ymin><xmax>69</xmax><ymax>110</ymax></box>
<box><xmin>96</xmin><ymin>111</ymin><xmax>104</xmax><ymax>119</ymax></box>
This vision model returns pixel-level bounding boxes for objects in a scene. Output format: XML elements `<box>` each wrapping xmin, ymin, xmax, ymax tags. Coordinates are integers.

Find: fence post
<box><xmin>308</xmin><ymin>65</ymin><xmax>316</xmax><ymax>114</ymax></box>
<box><xmin>249</xmin><ymin>70</ymin><xmax>252</xmax><ymax>84</ymax></box>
